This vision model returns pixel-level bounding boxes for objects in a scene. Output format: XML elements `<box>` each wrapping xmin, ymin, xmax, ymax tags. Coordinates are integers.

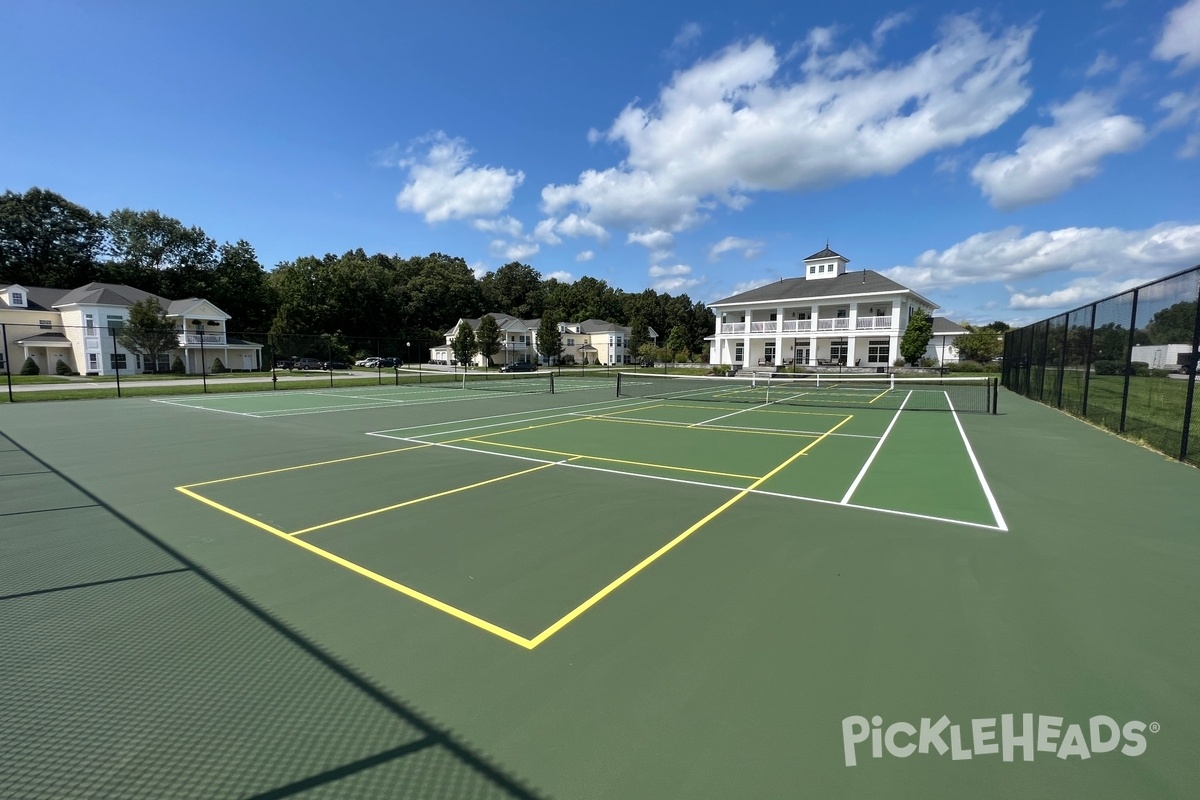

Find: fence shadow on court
<box><xmin>0</xmin><ymin>431</ymin><xmax>549</xmax><ymax>800</ymax></box>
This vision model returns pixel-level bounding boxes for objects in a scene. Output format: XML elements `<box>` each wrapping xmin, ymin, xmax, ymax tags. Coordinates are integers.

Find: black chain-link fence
<box><xmin>1003</xmin><ymin>265</ymin><xmax>1200</xmax><ymax>466</ymax></box>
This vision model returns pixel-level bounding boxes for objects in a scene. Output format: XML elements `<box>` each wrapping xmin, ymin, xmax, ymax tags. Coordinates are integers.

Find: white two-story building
<box><xmin>709</xmin><ymin>246</ymin><xmax>941</xmax><ymax>370</ymax></box>
<box><xmin>0</xmin><ymin>282</ymin><xmax>262</xmax><ymax>376</ymax></box>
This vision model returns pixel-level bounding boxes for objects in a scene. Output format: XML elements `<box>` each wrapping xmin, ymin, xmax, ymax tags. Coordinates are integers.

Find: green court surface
<box><xmin>2</xmin><ymin>376</ymin><xmax>1198</xmax><ymax>799</ymax></box>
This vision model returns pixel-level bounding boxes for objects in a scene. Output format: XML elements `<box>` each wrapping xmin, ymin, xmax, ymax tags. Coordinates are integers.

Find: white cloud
<box><xmin>469</xmin><ymin>262</ymin><xmax>488</xmax><ymax>280</ymax></box>
<box><xmin>1157</xmin><ymin>90</ymin><xmax>1200</xmax><ymax>156</ymax></box>
<box><xmin>882</xmin><ymin>223</ymin><xmax>1200</xmax><ymax>311</ymax></box>
<box><xmin>667</xmin><ymin>22</ymin><xmax>702</xmax><ymax>59</ymax></box>
<box><xmin>546</xmin><ymin>270</ymin><xmax>574</xmax><ymax>282</ymax></box>
<box><xmin>395</xmin><ymin>132</ymin><xmax>524</xmax><ymax>223</ymax></box>
<box><xmin>534</xmin><ymin>214</ymin><xmax>609</xmax><ymax>245</ymax></box>
<box><xmin>542</xmin><ymin>16</ymin><xmax>1033</xmax><ymax>234</ymax></box>
<box><xmin>728</xmin><ymin>277</ymin><xmax>775</xmax><ymax>296</ymax></box>
<box><xmin>1085</xmin><ymin>51</ymin><xmax>1119</xmax><ymax>78</ymax></box>
<box><xmin>575</xmin><ymin>250</ymin><xmax>595</xmax><ymax>262</ymax></box>
<box><xmin>472</xmin><ymin>216</ymin><xmax>524</xmax><ymax>237</ymax></box>
<box><xmin>489</xmin><ymin>240</ymin><xmax>540</xmax><ymax>261</ymax></box>
<box><xmin>648</xmin><ymin>263</ymin><xmax>703</xmax><ymax>292</ymax></box>
<box><xmin>971</xmin><ymin>92</ymin><xmax>1146</xmax><ymax>210</ymax></box>
<box><xmin>628</xmin><ymin>229</ymin><xmax>675</xmax><ymax>262</ymax></box>
<box><xmin>709</xmin><ymin>236</ymin><xmax>764</xmax><ymax>261</ymax></box>
<box><xmin>649</xmin><ymin>264</ymin><xmax>692</xmax><ymax>277</ymax></box>
<box><xmin>1154</xmin><ymin>0</ymin><xmax>1200</xmax><ymax>70</ymax></box>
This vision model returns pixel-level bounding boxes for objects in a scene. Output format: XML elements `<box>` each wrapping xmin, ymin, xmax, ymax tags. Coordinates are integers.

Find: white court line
<box><xmin>839</xmin><ymin>391</ymin><xmax>913</xmax><ymax>505</ymax></box>
<box><xmin>366</xmin><ymin>398</ymin><xmax>662</xmax><ymax>441</ymax></box>
<box><xmin>689</xmin><ymin>402</ymin><xmax>773</xmax><ymax>428</ymax></box>
<box><xmin>948</xmin><ymin>395</ymin><xmax>1009</xmax><ymax>532</ymax></box>
<box><xmin>570</xmin><ymin>411</ymin><xmax>879</xmax><ymax>440</ymax></box>
<box><xmin>367</xmin><ymin>429</ymin><xmax>1004</xmax><ymax>532</ymax></box>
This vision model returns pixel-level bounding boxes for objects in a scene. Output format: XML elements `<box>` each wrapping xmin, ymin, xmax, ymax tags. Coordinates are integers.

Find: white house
<box><xmin>0</xmin><ymin>282</ymin><xmax>262</xmax><ymax>376</ymax></box>
<box><xmin>929</xmin><ymin>317</ymin><xmax>969</xmax><ymax>365</ymax></box>
<box><xmin>708</xmin><ymin>246</ymin><xmax>943</xmax><ymax>370</ymax></box>
<box><xmin>431</xmin><ymin>314</ymin><xmax>658</xmax><ymax>367</ymax></box>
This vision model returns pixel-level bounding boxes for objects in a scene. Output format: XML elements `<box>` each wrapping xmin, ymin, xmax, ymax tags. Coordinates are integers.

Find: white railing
<box><xmin>748</xmin><ymin>321</ymin><xmax>777</xmax><ymax>334</ymax></box>
<box><xmin>720</xmin><ymin>322</ymin><xmax>747</xmax><ymax>334</ymax></box>
<box><xmin>815</xmin><ymin>318</ymin><xmax>850</xmax><ymax>331</ymax></box>
<box><xmin>180</xmin><ymin>333</ymin><xmax>227</xmax><ymax>346</ymax></box>
<box><xmin>781</xmin><ymin>319</ymin><xmax>813</xmax><ymax>332</ymax></box>
<box><xmin>855</xmin><ymin>316</ymin><xmax>893</xmax><ymax>330</ymax></box>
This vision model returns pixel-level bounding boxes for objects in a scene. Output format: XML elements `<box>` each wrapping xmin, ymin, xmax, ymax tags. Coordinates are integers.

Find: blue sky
<box><xmin>4</xmin><ymin>0</ymin><xmax>1199</xmax><ymax>325</ymax></box>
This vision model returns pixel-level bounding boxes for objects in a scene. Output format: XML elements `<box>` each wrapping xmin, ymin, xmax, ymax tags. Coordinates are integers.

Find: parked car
<box><xmin>500</xmin><ymin>361</ymin><xmax>537</xmax><ymax>372</ymax></box>
<box><xmin>377</xmin><ymin>357</ymin><xmax>402</xmax><ymax>368</ymax></box>
<box><xmin>293</xmin><ymin>357</ymin><xmax>323</xmax><ymax>370</ymax></box>
<box><xmin>321</xmin><ymin>361</ymin><xmax>349</xmax><ymax>371</ymax></box>
<box><xmin>274</xmin><ymin>359</ymin><xmax>295</xmax><ymax>370</ymax></box>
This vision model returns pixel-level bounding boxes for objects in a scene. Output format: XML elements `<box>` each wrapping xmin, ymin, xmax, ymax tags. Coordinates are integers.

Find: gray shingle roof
<box><xmin>53</xmin><ymin>282</ymin><xmax>170</xmax><ymax>309</ymax></box>
<box><xmin>0</xmin><ymin>285</ymin><xmax>71</xmax><ymax>312</ymax></box>
<box><xmin>13</xmin><ymin>331</ymin><xmax>70</xmax><ymax>345</ymax></box>
<box><xmin>931</xmin><ymin>317</ymin><xmax>968</xmax><ymax>335</ymax></box>
<box><xmin>804</xmin><ymin>246</ymin><xmax>847</xmax><ymax>262</ymax></box>
<box><xmin>711</xmin><ymin>270</ymin><xmax>911</xmax><ymax>306</ymax></box>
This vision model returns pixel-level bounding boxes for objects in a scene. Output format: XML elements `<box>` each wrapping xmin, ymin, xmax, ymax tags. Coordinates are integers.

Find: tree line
<box><xmin>0</xmin><ymin>187</ymin><xmax>716</xmax><ymax>358</ymax></box>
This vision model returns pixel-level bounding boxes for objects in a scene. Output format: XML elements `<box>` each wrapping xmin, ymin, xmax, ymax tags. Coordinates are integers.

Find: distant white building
<box><xmin>1131</xmin><ymin>343</ymin><xmax>1194</xmax><ymax>371</ymax></box>
<box><xmin>708</xmin><ymin>246</ymin><xmax>950</xmax><ymax>369</ymax></box>
<box><xmin>431</xmin><ymin>313</ymin><xmax>657</xmax><ymax>366</ymax></box>
<box><xmin>0</xmin><ymin>282</ymin><xmax>262</xmax><ymax>375</ymax></box>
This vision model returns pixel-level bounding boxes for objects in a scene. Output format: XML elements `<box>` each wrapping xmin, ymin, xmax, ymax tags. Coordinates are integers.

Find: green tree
<box><xmin>117</xmin><ymin>298</ymin><xmax>180</xmax><ymax>373</ymax></box>
<box><xmin>451</xmin><ymin>321</ymin><xmax>477</xmax><ymax>367</ymax></box>
<box><xmin>987</xmin><ymin>320</ymin><xmax>1012</xmax><ymax>333</ymax></box>
<box><xmin>628</xmin><ymin>316</ymin><xmax>652</xmax><ymax>357</ymax></box>
<box><xmin>899</xmin><ymin>308</ymin><xmax>934</xmax><ymax>365</ymax></box>
<box><xmin>536</xmin><ymin>308</ymin><xmax>563</xmax><ymax>365</ymax></box>
<box><xmin>1144</xmin><ymin>300</ymin><xmax>1198</xmax><ymax>345</ymax></box>
<box><xmin>211</xmin><ymin>240</ymin><xmax>273</xmax><ymax>331</ymax></box>
<box><xmin>482</xmin><ymin>262</ymin><xmax>544</xmax><ymax>318</ymax></box>
<box><xmin>665</xmin><ymin>325</ymin><xmax>690</xmax><ymax>363</ymax></box>
<box><xmin>0</xmin><ymin>188</ymin><xmax>105</xmax><ymax>287</ymax></box>
<box><xmin>102</xmin><ymin>208</ymin><xmax>217</xmax><ymax>296</ymax></box>
<box><xmin>20</xmin><ymin>356</ymin><xmax>40</xmax><ymax>376</ymax></box>
<box><xmin>475</xmin><ymin>314</ymin><xmax>502</xmax><ymax>366</ymax></box>
<box><xmin>955</xmin><ymin>328</ymin><xmax>1003</xmax><ymax>363</ymax></box>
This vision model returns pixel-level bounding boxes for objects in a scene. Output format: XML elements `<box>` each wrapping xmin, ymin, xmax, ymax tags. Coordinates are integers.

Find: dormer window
<box><xmin>11</xmin><ymin>291</ymin><xmax>23</xmax><ymax>306</ymax></box>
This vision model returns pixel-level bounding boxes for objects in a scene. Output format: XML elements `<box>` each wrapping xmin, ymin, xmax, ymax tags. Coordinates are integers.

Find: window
<box><xmin>107</xmin><ymin>315</ymin><xmax>124</xmax><ymax>334</ymax></box>
<box><xmin>819</xmin><ymin>265</ymin><xmax>825</xmax><ymax>273</ymax></box>
<box><xmin>566</xmin><ymin>338</ymin><xmax>575</xmax><ymax>346</ymax></box>
<box><xmin>830</xmin><ymin>340</ymin><xmax>848</xmax><ymax>361</ymax></box>
<box><xmin>809</xmin><ymin>266</ymin><xmax>816</xmax><ymax>274</ymax></box>
<box><xmin>734</xmin><ymin>343</ymin><xmax>744</xmax><ymax>363</ymax></box>
<box><xmin>88</xmin><ymin>353</ymin><xmax>98</xmax><ymax>370</ymax></box>
<box><xmin>836</xmin><ymin>309</ymin><xmax>847</xmax><ymax>318</ymax></box>
<box><xmin>868</xmin><ymin>340</ymin><xmax>890</xmax><ymax>362</ymax></box>
<box><xmin>85</xmin><ymin>314</ymin><xmax>95</xmax><ymax>332</ymax></box>
<box><xmin>0</xmin><ymin>351</ymin><xmax>5</xmax><ymax>370</ymax></box>
<box><xmin>11</xmin><ymin>291</ymin><xmax>23</xmax><ymax>305</ymax></box>
<box><xmin>110</xmin><ymin>353</ymin><xmax>128</xmax><ymax>369</ymax></box>
<box><xmin>39</xmin><ymin>319</ymin><xmax>52</xmax><ymax>329</ymax></box>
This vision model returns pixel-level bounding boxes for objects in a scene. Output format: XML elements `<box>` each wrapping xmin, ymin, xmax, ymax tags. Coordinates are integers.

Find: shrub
<box><xmin>55</xmin><ymin>359</ymin><xmax>71</xmax><ymax>375</ymax></box>
<box><xmin>211</xmin><ymin>357</ymin><xmax>226</xmax><ymax>373</ymax></box>
<box><xmin>171</xmin><ymin>356</ymin><xmax>186</xmax><ymax>374</ymax></box>
<box><xmin>20</xmin><ymin>357</ymin><xmax>40</xmax><ymax>376</ymax></box>
<box><xmin>893</xmin><ymin>358</ymin><xmax>907</xmax><ymax>368</ymax></box>
<box><xmin>711</xmin><ymin>364</ymin><xmax>731</xmax><ymax>376</ymax></box>
<box><xmin>919</xmin><ymin>357</ymin><xmax>938</xmax><ymax>368</ymax></box>
<box><xmin>1092</xmin><ymin>360</ymin><xmax>1121</xmax><ymax>375</ymax></box>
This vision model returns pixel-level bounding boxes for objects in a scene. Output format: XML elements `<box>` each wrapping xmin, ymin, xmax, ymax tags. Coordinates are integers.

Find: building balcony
<box><xmin>719</xmin><ymin>316</ymin><xmax>894</xmax><ymax>336</ymax></box>
<box><xmin>179</xmin><ymin>332</ymin><xmax>227</xmax><ymax>346</ymax></box>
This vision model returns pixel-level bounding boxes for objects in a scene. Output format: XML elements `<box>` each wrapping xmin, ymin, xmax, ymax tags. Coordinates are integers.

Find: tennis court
<box><xmin>2</xmin><ymin>373</ymin><xmax>1197</xmax><ymax>798</ymax></box>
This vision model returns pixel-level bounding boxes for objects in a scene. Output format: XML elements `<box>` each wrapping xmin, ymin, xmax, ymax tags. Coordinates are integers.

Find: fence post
<box><xmin>2</xmin><ymin>323</ymin><xmax>12</xmax><ymax>402</ymax></box>
<box><xmin>111</xmin><ymin>328</ymin><xmax>122</xmax><ymax>398</ymax></box>
<box><xmin>1180</xmin><ymin>282</ymin><xmax>1200</xmax><ymax>462</ymax></box>
<box><xmin>1118</xmin><ymin>288</ymin><xmax>1139</xmax><ymax>433</ymax></box>
<box><xmin>1056</xmin><ymin>319</ymin><xmax>1070</xmax><ymax>408</ymax></box>
<box><xmin>1081</xmin><ymin>304</ymin><xmax>1097</xmax><ymax>417</ymax></box>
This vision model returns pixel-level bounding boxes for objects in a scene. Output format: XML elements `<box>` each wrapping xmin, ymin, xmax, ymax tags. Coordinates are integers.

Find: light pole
<box><xmin>194</xmin><ymin>321</ymin><xmax>207</xmax><ymax>393</ymax></box>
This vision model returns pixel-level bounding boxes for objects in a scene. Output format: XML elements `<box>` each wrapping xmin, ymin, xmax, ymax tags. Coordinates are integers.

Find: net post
<box><xmin>992</xmin><ymin>377</ymin><xmax>999</xmax><ymax>415</ymax></box>
<box><xmin>549</xmin><ymin>373</ymin><xmax>555</xmax><ymax>394</ymax></box>
<box><xmin>615</xmin><ymin>371</ymin><xmax>622</xmax><ymax>398</ymax></box>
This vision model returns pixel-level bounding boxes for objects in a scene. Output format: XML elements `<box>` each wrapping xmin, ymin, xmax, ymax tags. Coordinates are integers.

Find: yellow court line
<box><xmin>868</xmin><ymin>388</ymin><xmax>891</xmax><ymax>404</ymax></box>
<box><xmin>182</xmin><ymin>443</ymin><xmax>434</xmax><ymax>488</ymax></box>
<box><xmin>659</xmin><ymin>403</ymin><xmax>848</xmax><ymax>418</ymax></box>
<box><xmin>526</xmin><ymin>413</ymin><xmax>856</xmax><ymax>648</ymax></box>
<box><xmin>288</xmin><ymin>461</ymin><xmax>558</xmax><ymax>536</ymax></box>
<box><xmin>461</xmin><ymin>437</ymin><xmax>762</xmax><ymax>481</ymax></box>
<box><xmin>175</xmin><ymin>486</ymin><xmax>535</xmax><ymax>648</ymax></box>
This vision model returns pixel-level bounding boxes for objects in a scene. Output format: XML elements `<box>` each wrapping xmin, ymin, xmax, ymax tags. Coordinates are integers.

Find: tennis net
<box><xmin>462</xmin><ymin>370</ymin><xmax>555</xmax><ymax>393</ymax></box>
<box><xmin>616</xmin><ymin>372</ymin><xmax>996</xmax><ymax>413</ymax></box>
